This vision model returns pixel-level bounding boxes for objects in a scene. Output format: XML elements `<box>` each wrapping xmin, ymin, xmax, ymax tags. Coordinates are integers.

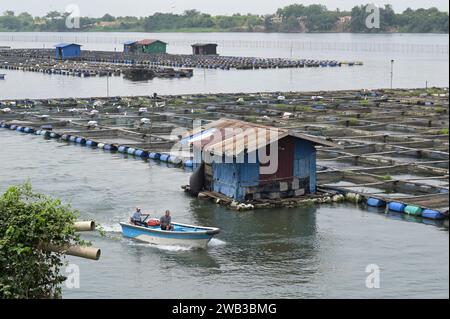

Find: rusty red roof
<box><xmin>183</xmin><ymin>118</ymin><xmax>340</xmax><ymax>157</ymax></box>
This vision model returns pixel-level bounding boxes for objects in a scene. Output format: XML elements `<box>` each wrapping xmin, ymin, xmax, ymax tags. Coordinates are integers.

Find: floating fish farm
<box><xmin>0</xmin><ymin>48</ymin><xmax>362</xmax><ymax>78</ymax></box>
<box><xmin>0</xmin><ymin>49</ymin><xmax>193</xmax><ymax>80</ymax></box>
<box><xmin>1</xmin><ymin>87</ymin><xmax>448</xmax><ymax>222</ymax></box>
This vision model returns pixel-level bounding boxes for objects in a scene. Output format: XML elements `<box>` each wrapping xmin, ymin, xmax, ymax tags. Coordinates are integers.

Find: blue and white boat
<box><xmin>120</xmin><ymin>220</ymin><xmax>220</xmax><ymax>248</ymax></box>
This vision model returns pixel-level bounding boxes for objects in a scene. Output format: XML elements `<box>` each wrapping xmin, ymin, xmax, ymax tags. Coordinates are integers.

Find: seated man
<box><xmin>160</xmin><ymin>210</ymin><xmax>174</xmax><ymax>231</ymax></box>
<box><xmin>130</xmin><ymin>207</ymin><xmax>149</xmax><ymax>227</ymax></box>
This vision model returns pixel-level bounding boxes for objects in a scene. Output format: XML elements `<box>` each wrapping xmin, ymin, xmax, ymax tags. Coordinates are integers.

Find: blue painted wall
<box><xmin>212</xmin><ymin>153</ymin><xmax>259</xmax><ymax>201</ymax></box>
<box><xmin>293</xmin><ymin>139</ymin><xmax>317</xmax><ymax>193</ymax></box>
<box><xmin>197</xmin><ymin>137</ymin><xmax>318</xmax><ymax>200</ymax></box>
<box><xmin>55</xmin><ymin>44</ymin><xmax>81</xmax><ymax>59</ymax></box>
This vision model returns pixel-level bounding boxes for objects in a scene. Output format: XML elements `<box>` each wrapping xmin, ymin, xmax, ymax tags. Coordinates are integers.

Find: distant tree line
<box><xmin>0</xmin><ymin>4</ymin><xmax>448</xmax><ymax>33</ymax></box>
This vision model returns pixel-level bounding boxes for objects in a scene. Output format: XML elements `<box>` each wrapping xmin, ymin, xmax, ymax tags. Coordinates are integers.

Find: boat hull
<box><xmin>120</xmin><ymin>222</ymin><xmax>219</xmax><ymax>249</ymax></box>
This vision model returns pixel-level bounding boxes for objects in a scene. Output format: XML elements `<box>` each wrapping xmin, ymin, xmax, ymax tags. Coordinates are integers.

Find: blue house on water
<box><xmin>54</xmin><ymin>43</ymin><xmax>82</xmax><ymax>60</ymax></box>
<box><xmin>184</xmin><ymin>119</ymin><xmax>339</xmax><ymax>201</ymax></box>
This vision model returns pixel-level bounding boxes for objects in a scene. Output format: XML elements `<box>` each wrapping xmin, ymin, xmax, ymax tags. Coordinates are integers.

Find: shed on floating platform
<box><xmin>183</xmin><ymin>118</ymin><xmax>339</xmax><ymax>201</ymax></box>
<box><xmin>54</xmin><ymin>43</ymin><xmax>82</xmax><ymax>60</ymax></box>
<box><xmin>192</xmin><ymin>43</ymin><xmax>218</xmax><ymax>55</ymax></box>
<box><xmin>124</xmin><ymin>39</ymin><xmax>167</xmax><ymax>54</ymax></box>
<box><xmin>123</xmin><ymin>40</ymin><xmax>137</xmax><ymax>54</ymax></box>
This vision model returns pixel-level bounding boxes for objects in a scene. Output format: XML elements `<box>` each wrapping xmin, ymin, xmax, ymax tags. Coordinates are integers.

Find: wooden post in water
<box><xmin>390</xmin><ymin>59</ymin><xmax>395</xmax><ymax>89</ymax></box>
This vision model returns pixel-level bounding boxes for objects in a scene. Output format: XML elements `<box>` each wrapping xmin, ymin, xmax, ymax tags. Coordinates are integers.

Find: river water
<box><xmin>0</xmin><ymin>32</ymin><xmax>448</xmax><ymax>99</ymax></box>
<box><xmin>0</xmin><ymin>130</ymin><xmax>448</xmax><ymax>298</ymax></box>
<box><xmin>1</xmin><ymin>32</ymin><xmax>449</xmax><ymax>298</ymax></box>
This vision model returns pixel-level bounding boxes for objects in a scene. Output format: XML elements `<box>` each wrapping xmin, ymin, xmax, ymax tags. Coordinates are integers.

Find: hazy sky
<box><xmin>1</xmin><ymin>0</ymin><xmax>448</xmax><ymax>17</ymax></box>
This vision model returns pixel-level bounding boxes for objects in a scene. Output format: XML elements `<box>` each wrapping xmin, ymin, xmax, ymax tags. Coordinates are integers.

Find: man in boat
<box><xmin>160</xmin><ymin>210</ymin><xmax>174</xmax><ymax>231</ymax></box>
<box><xmin>131</xmin><ymin>208</ymin><xmax>150</xmax><ymax>227</ymax></box>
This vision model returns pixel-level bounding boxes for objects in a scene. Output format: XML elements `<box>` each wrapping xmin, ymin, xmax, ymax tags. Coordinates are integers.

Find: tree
<box><xmin>0</xmin><ymin>183</ymin><xmax>88</xmax><ymax>299</ymax></box>
<box><xmin>101</xmin><ymin>13</ymin><xmax>115</xmax><ymax>22</ymax></box>
<box><xmin>45</xmin><ymin>11</ymin><xmax>62</xmax><ymax>20</ymax></box>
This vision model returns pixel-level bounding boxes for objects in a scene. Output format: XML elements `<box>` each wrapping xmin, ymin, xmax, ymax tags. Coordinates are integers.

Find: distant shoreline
<box><xmin>0</xmin><ymin>30</ymin><xmax>448</xmax><ymax>35</ymax></box>
<box><xmin>0</xmin><ymin>5</ymin><xmax>448</xmax><ymax>34</ymax></box>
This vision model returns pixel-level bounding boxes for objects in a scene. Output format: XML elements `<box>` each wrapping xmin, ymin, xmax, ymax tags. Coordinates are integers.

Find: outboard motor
<box><xmin>189</xmin><ymin>162</ymin><xmax>205</xmax><ymax>196</ymax></box>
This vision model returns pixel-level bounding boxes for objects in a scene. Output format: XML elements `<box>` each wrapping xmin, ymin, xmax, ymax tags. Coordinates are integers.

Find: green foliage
<box><xmin>0</xmin><ymin>183</ymin><xmax>85</xmax><ymax>299</ymax></box>
<box><xmin>350</xmin><ymin>5</ymin><xmax>448</xmax><ymax>33</ymax></box>
<box><xmin>0</xmin><ymin>4</ymin><xmax>447</xmax><ymax>33</ymax></box>
<box><xmin>276</xmin><ymin>4</ymin><xmax>339</xmax><ymax>32</ymax></box>
<box><xmin>382</xmin><ymin>174</ymin><xmax>393</xmax><ymax>181</ymax></box>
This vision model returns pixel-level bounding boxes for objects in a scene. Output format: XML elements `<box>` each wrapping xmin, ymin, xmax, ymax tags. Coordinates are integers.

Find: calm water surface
<box><xmin>0</xmin><ymin>130</ymin><xmax>448</xmax><ymax>298</ymax></box>
<box><xmin>0</xmin><ymin>32</ymin><xmax>448</xmax><ymax>99</ymax></box>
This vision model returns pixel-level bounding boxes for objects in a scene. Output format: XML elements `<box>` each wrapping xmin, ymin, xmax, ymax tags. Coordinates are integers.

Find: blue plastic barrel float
<box><xmin>118</xmin><ymin>146</ymin><xmax>128</xmax><ymax>153</ymax></box>
<box><xmin>149</xmin><ymin>152</ymin><xmax>161</xmax><ymax>160</ymax></box>
<box><xmin>49</xmin><ymin>132</ymin><xmax>58</xmax><ymax>138</ymax></box>
<box><xmin>23</xmin><ymin>127</ymin><xmax>33</xmax><ymax>134</ymax></box>
<box><xmin>41</xmin><ymin>130</ymin><xmax>51</xmax><ymax>137</ymax></box>
<box><xmin>127</xmin><ymin>147</ymin><xmax>136</xmax><ymax>155</ymax></box>
<box><xmin>367</xmin><ymin>197</ymin><xmax>386</xmax><ymax>207</ymax></box>
<box><xmin>134</xmin><ymin>149</ymin><xmax>149</xmax><ymax>158</ymax></box>
<box><xmin>103</xmin><ymin>144</ymin><xmax>112</xmax><ymax>151</ymax></box>
<box><xmin>388</xmin><ymin>202</ymin><xmax>407</xmax><ymax>213</ymax></box>
<box><xmin>403</xmin><ymin>205</ymin><xmax>423</xmax><ymax>216</ymax></box>
<box><xmin>61</xmin><ymin>134</ymin><xmax>70</xmax><ymax>141</ymax></box>
<box><xmin>86</xmin><ymin>140</ymin><xmax>98</xmax><ymax>147</ymax></box>
<box><xmin>421</xmin><ymin>209</ymin><xmax>446</xmax><ymax>220</ymax></box>
<box><xmin>69</xmin><ymin>136</ymin><xmax>77</xmax><ymax>142</ymax></box>
<box><xmin>16</xmin><ymin>126</ymin><xmax>24</xmax><ymax>132</ymax></box>
<box><xmin>159</xmin><ymin>154</ymin><xmax>170</xmax><ymax>162</ymax></box>
<box><xmin>75</xmin><ymin>137</ymin><xmax>86</xmax><ymax>145</ymax></box>
<box><xmin>97</xmin><ymin>143</ymin><xmax>105</xmax><ymax>149</ymax></box>
<box><xmin>10</xmin><ymin>125</ymin><xmax>17</xmax><ymax>130</ymax></box>
<box><xmin>168</xmin><ymin>156</ymin><xmax>182</xmax><ymax>166</ymax></box>
<box><xmin>184</xmin><ymin>159</ymin><xmax>194</xmax><ymax>168</ymax></box>
<box><xmin>35</xmin><ymin>130</ymin><xmax>42</xmax><ymax>135</ymax></box>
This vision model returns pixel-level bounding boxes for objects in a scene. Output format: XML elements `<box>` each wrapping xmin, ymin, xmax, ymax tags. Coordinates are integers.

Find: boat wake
<box><xmin>125</xmin><ymin>237</ymin><xmax>226</xmax><ymax>251</ymax></box>
<box><xmin>99</xmin><ymin>223</ymin><xmax>122</xmax><ymax>233</ymax></box>
<box><xmin>126</xmin><ymin>239</ymin><xmax>194</xmax><ymax>251</ymax></box>
<box><xmin>208</xmin><ymin>238</ymin><xmax>226</xmax><ymax>247</ymax></box>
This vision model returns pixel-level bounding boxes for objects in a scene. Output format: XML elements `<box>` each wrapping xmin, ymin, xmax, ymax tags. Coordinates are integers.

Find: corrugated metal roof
<box><xmin>123</xmin><ymin>40</ymin><xmax>137</xmax><ymax>45</ymax></box>
<box><xmin>54</xmin><ymin>43</ymin><xmax>82</xmax><ymax>48</ymax></box>
<box><xmin>136</xmin><ymin>39</ymin><xmax>167</xmax><ymax>45</ymax></box>
<box><xmin>185</xmin><ymin>118</ymin><xmax>340</xmax><ymax>157</ymax></box>
<box><xmin>191</xmin><ymin>43</ymin><xmax>218</xmax><ymax>47</ymax></box>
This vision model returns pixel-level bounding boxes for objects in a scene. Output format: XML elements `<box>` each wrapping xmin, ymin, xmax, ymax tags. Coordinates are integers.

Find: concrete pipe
<box><xmin>74</xmin><ymin>221</ymin><xmax>96</xmax><ymax>232</ymax></box>
<box><xmin>65</xmin><ymin>245</ymin><xmax>101</xmax><ymax>261</ymax></box>
<box><xmin>40</xmin><ymin>243</ymin><xmax>101</xmax><ymax>261</ymax></box>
